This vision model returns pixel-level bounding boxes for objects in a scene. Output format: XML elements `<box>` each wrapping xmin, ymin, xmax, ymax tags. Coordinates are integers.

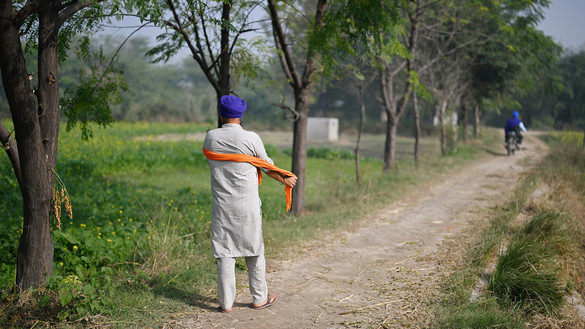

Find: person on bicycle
<box><xmin>505</xmin><ymin>111</ymin><xmax>527</xmax><ymax>146</ymax></box>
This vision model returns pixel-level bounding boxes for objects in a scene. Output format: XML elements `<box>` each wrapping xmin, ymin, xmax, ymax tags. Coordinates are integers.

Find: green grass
<box><xmin>433</xmin><ymin>297</ymin><xmax>525</xmax><ymax>329</ymax></box>
<box><xmin>431</xmin><ymin>131</ymin><xmax>585</xmax><ymax>328</ymax></box>
<box><xmin>0</xmin><ymin>122</ymin><xmax>501</xmax><ymax>327</ymax></box>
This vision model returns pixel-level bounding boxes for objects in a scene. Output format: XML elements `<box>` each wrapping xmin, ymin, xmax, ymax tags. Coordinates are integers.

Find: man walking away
<box><xmin>203</xmin><ymin>95</ymin><xmax>297</xmax><ymax>312</ymax></box>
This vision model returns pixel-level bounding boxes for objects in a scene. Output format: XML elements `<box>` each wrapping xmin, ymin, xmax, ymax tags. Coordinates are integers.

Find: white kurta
<box><xmin>203</xmin><ymin>123</ymin><xmax>274</xmax><ymax>258</ymax></box>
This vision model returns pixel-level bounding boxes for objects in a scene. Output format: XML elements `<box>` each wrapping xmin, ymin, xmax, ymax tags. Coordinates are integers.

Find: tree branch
<box><xmin>273</xmin><ymin>96</ymin><xmax>299</xmax><ymax>121</ymax></box>
<box><xmin>164</xmin><ymin>0</ymin><xmax>220</xmax><ymax>92</ymax></box>
<box><xmin>15</xmin><ymin>0</ymin><xmax>45</xmax><ymax>27</ymax></box>
<box><xmin>202</xmin><ymin>3</ymin><xmax>222</xmax><ymax>78</ymax></box>
<box><xmin>58</xmin><ymin>0</ymin><xmax>98</xmax><ymax>27</ymax></box>
<box><xmin>300</xmin><ymin>0</ymin><xmax>328</xmax><ymax>89</ymax></box>
<box><xmin>0</xmin><ymin>123</ymin><xmax>22</xmax><ymax>186</ymax></box>
<box><xmin>57</xmin><ymin>0</ymin><xmax>77</xmax><ymax>11</ymax></box>
<box><xmin>267</xmin><ymin>0</ymin><xmax>301</xmax><ymax>89</ymax></box>
<box><xmin>226</xmin><ymin>2</ymin><xmax>261</xmax><ymax>64</ymax></box>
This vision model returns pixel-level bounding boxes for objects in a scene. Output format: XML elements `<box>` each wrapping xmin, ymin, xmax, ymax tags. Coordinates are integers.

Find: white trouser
<box><xmin>217</xmin><ymin>255</ymin><xmax>268</xmax><ymax>310</ymax></box>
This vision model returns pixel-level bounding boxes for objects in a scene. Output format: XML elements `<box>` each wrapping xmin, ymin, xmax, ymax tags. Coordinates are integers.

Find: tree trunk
<box><xmin>380</xmin><ymin>1</ymin><xmax>419</xmax><ymax>172</ymax></box>
<box><xmin>16</xmin><ymin>1</ymin><xmax>62</xmax><ymax>292</ymax></box>
<box><xmin>413</xmin><ymin>90</ymin><xmax>421</xmax><ymax>168</ymax></box>
<box><xmin>473</xmin><ymin>104</ymin><xmax>481</xmax><ymax>138</ymax></box>
<box><xmin>216</xmin><ymin>0</ymin><xmax>233</xmax><ymax>127</ymax></box>
<box><xmin>380</xmin><ymin>67</ymin><xmax>396</xmax><ymax>171</ymax></box>
<box><xmin>267</xmin><ymin>0</ymin><xmax>328</xmax><ymax>215</ymax></box>
<box><xmin>451</xmin><ymin>110</ymin><xmax>458</xmax><ymax>144</ymax></box>
<box><xmin>355</xmin><ymin>81</ymin><xmax>365</xmax><ymax>185</ymax></box>
<box><xmin>383</xmin><ymin>115</ymin><xmax>398</xmax><ymax>171</ymax></box>
<box><xmin>0</xmin><ymin>1</ymin><xmax>58</xmax><ymax>291</ymax></box>
<box><xmin>290</xmin><ymin>88</ymin><xmax>310</xmax><ymax>215</ymax></box>
<box><xmin>461</xmin><ymin>103</ymin><xmax>468</xmax><ymax>142</ymax></box>
<box><xmin>439</xmin><ymin>101</ymin><xmax>447</xmax><ymax>155</ymax></box>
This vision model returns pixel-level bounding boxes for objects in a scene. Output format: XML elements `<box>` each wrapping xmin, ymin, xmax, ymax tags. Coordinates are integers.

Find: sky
<box><xmin>537</xmin><ymin>0</ymin><xmax>585</xmax><ymax>50</ymax></box>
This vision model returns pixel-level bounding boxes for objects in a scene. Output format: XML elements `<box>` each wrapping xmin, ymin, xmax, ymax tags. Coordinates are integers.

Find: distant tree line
<box><xmin>2</xmin><ymin>40</ymin><xmax>582</xmax><ymax>133</ymax></box>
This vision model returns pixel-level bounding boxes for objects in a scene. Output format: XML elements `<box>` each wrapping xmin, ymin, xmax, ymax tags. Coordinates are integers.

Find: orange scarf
<box><xmin>203</xmin><ymin>148</ymin><xmax>296</xmax><ymax>211</ymax></box>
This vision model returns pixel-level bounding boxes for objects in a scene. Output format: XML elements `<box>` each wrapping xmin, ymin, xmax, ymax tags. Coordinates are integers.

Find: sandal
<box><xmin>217</xmin><ymin>306</ymin><xmax>232</xmax><ymax>313</ymax></box>
<box><xmin>253</xmin><ymin>293</ymin><xmax>277</xmax><ymax>309</ymax></box>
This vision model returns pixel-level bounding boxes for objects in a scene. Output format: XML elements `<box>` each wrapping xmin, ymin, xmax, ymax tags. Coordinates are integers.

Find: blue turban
<box><xmin>219</xmin><ymin>95</ymin><xmax>247</xmax><ymax>118</ymax></box>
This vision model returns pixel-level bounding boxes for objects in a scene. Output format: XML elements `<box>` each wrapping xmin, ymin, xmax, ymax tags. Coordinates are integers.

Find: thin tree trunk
<box><xmin>380</xmin><ymin>67</ymin><xmax>397</xmax><ymax>171</ymax></box>
<box><xmin>461</xmin><ymin>103</ymin><xmax>468</xmax><ymax>142</ymax></box>
<box><xmin>440</xmin><ymin>101</ymin><xmax>447</xmax><ymax>155</ymax></box>
<box><xmin>413</xmin><ymin>90</ymin><xmax>421</xmax><ymax>168</ymax></box>
<box><xmin>384</xmin><ymin>116</ymin><xmax>398</xmax><ymax>171</ymax></box>
<box><xmin>355</xmin><ymin>81</ymin><xmax>365</xmax><ymax>185</ymax></box>
<box><xmin>217</xmin><ymin>0</ymin><xmax>232</xmax><ymax>127</ymax></box>
<box><xmin>290</xmin><ymin>88</ymin><xmax>311</xmax><ymax>215</ymax></box>
<box><xmin>451</xmin><ymin>110</ymin><xmax>458</xmax><ymax>144</ymax></box>
<box><xmin>473</xmin><ymin>104</ymin><xmax>480</xmax><ymax>138</ymax></box>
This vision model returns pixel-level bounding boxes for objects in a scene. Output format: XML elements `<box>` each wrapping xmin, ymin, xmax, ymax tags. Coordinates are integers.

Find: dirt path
<box><xmin>165</xmin><ymin>133</ymin><xmax>550</xmax><ymax>329</ymax></box>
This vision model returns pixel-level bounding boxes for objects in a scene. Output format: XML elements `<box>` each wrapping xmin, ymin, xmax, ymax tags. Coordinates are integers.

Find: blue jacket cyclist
<box><xmin>505</xmin><ymin>111</ymin><xmax>527</xmax><ymax>145</ymax></box>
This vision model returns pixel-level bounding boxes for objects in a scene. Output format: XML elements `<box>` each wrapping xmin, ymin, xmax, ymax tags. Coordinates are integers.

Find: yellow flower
<box><xmin>63</xmin><ymin>275</ymin><xmax>82</xmax><ymax>285</ymax></box>
<box><xmin>73</xmin><ymin>245</ymin><xmax>78</xmax><ymax>251</ymax></box>
<box><xmin>80</xmin><ymin>223</ymin><xmax>86</xmax><ymax>228</ymax></box>
<box><xmin>59</xmin><ymin>262</ymin><xmax>64</xmax><ymax>266</ymax></box>
<box><xmin>107</xmin><ymin>239</ymin><xmax>113</xmax><ymax>243</ymax></box>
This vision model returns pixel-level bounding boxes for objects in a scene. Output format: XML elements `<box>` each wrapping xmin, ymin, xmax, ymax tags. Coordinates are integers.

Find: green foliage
<box><xmin>61</xmin><ymin>46</ymin><xmax>128</xmax><ymax>140</ymax></box>
<box><xmin>518</xmin><ymin>51</ymin><xmax>585</xmax><ymax>130</ymax></box>
<box><xmin>304</xmin><ymin>147</ymin><xmax>354</xmax><ymax>160</ymax></box>
<box><xmin>316</xmin><ymin>0</ymin><xmax>405</xmax><ymax>76</ymax></box>
<box><xmin>0</xmin><ymin>129</ymin><xmax>22</xmax><ymax>287</ymax></box>
<box><xmin>452</xmin><ymin>0</ymin><xmax>560</xmax><ymax>119</ymax></box>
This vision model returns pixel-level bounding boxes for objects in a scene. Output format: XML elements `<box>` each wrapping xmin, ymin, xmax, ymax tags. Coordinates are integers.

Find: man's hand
<box><xmin>283</xmin><ymin>175</ymin><xmax>297</xmax><ymax>188</ymax></box>
<box><xmin>266</xmin><ymin>170</ymin><xmax>297</xmax><ymax>188</ymax></box>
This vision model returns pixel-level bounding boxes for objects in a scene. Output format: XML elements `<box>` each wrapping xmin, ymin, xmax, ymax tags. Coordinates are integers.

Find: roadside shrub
<box><xmin>489</xmin><ymin>238</ymin><xmax>564</xmax><ymax>315</ymax></box>
<box><xmin>435</xmin><ymin>298</ymin><xmax>524</xmax><ymax>329</ymax></box>
<box><xmin>306</xmin><ymin>147</ymin><xmax>354</xmax><ymax>160</ymax></box>
<box><xmin>489</xmin><ymin>208</ymin><xmax>577</xmax><ymax>316</ymax></box>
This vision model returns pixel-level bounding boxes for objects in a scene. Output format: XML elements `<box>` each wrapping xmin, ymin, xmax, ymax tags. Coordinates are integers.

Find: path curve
<box><xmin>166</xmin><ymin>132</ymin><xmax>549</xmax><ymax>329</ymax></box>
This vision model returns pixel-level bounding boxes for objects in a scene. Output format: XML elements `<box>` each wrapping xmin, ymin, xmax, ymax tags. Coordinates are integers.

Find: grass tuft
<box><xmin>489</xmin><ymin>236</ymin><xmax>564</xmax><ymax>316</ymax></box>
